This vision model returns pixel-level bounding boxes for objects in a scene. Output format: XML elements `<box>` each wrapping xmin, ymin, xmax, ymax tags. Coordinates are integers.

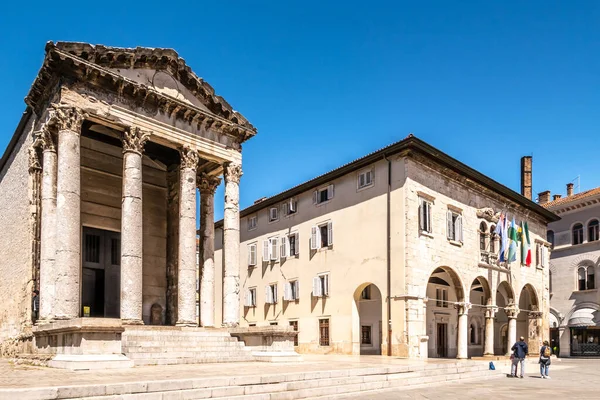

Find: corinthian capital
<box><xmin>224</xmin><ymin>162</ymin><xmax>242</xmax><ymax>184</ymax></box>
<box><xmin>49</xmin><ymin>105</ymin><xmax>86</xmax><ymax>133</ymax></box>
<box><xmin>180</xmin><ymin>146</ymin><xmax>199</xmax><ymax>170</ymax></box>
<box><xmin>28</xmin><ymin>145</ymin><xmax>42</xmax><ymax>172</ymax></box>
<box><xmin>198</xmin><ymin>173</ymin><xmax>221</xmax><ymax>194</ymax></box>
<box><xmin>123</xmin><ymin>127</ymin><xmax>151</xmax><ymax>155</ymax></box>
<box><xmin>34</xmin><ymin>125</ymin><xmax>57</xmax><ymax>153</ymax></box>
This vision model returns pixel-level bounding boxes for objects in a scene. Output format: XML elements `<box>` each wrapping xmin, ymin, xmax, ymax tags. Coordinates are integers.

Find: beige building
<box><xmin>214</xmin><ymin>139</ymin><xmax>558</xmax><ymax>358</ymax></box>
<box><xmin>540</xmin><ymin>185</ymin><xmax>600</xmax><ymax>357</ymax></box>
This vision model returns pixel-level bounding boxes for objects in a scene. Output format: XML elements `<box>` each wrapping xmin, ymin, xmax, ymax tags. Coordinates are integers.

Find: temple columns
<box><xmin>38</xmin><ymin>126</ymin><xmax>57</xmax><ymax>321</ymax></box>
<box><xmin>52</xmin><ymin>106</ymin><xmax>85</xmax><ymax>319</ymax></box>
<box><xmin>484</xmin><ymin>307</ymin><xmax>496</xmax><ymax>356</ymax></box>
<box><xmin>456</xmin><ymin>303</ymin><xmax>470</xmax><ymax>359</ymax></box>
<box><xmin>198</xmin><ymin>174</ymin><xmax>220</xmax><ymax>327</ymax></box>
<box><xmin>176</xmin><ymin>147</ymin><xmax>199</xmax><ymax>326</ymax></box>
<box><xmin>120</xmin><ymin>127</ymin><xmax>150</xmax><ymax>324</ymax></box>
<box><xmin>222</xmin><ymin>162</ymin><xmax>242</xmax><ymax>327</ymax></box>
<box><xmin>506</xmin><ymin>308</ymin><xmax>519</xmax><ymax>355</ymax></box>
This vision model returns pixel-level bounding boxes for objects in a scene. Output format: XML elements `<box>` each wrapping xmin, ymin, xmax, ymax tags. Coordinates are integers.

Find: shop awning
<box><xmin>568</xmin><ymin>308</ymin><xmax>599</xmax><ymax>327</ymax></box>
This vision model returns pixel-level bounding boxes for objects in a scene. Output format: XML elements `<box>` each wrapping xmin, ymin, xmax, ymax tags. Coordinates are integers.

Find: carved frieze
<box><xmin>476</xmin><ymin>207</ymin><xmax>500</xmax><ymax>223</ymax></box>
<box><xmin>224</xmin><ymin>162</ymin><xmax>243</xmax><ymax>184</ymax></box>
<box><xmin>180</xmin><ymin>146</ymin><xmax>199</xmax><ymax>170</ymax></box>
<box><xmin>122</xmin><ymin>127</ymin><xmax>151</xmax><ymax>155</ymax></box>
<box><xmin>198</xmin><ymin>173</ymin><xmax>221</xmax><ymax>194</ymax></box>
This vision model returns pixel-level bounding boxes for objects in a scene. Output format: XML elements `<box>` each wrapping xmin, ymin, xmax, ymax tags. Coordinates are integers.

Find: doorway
<box><xmin>82</xmin><ymin>227</ymin><xmax>121</xmax><ymax>318</ymax></box>
<box><xmin>550</xmin><ymin>328</ymin><xmax>560</xmax><ymax>356</ymax></box>
<box><xmin>436</xmin><ymin>323</ymin><xmax>448</xmax><ymax>357</ymax></box>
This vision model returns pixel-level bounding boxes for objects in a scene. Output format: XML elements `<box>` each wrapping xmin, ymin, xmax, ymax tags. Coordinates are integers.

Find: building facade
<box><xmin>0</xmin><ymin>43</ymin><xmax>254</xmax><ymax>364</ymax></box>
<box><xmin>541</xmin><ymin>185</ymin><xmax>600</xmax><ymax>357</ymax></box>
<box><xmin>214</xmin><ymin>138</ymin><xmax>558</xmax><ymax>358</ymax></box>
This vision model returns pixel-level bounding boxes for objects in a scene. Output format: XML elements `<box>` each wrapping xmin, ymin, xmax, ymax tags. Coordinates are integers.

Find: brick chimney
<box><xmin>567</xmin><ymin>183</ymin><xmax>574</xmax><ymax>197</ymax></box>
<box><xmin>553</xmin><ymin>194</ymin><xmax>562</xmax><ymax>201</ymax></box>
<box><xmin>520</xmin><ymin>156</ymin><xmax>532</xmax><ymax>200</ymax></box>
<box><xmin>538</xmin><ymin>190</ymin><xmax>551</xmax><ymax>204</ymax></box>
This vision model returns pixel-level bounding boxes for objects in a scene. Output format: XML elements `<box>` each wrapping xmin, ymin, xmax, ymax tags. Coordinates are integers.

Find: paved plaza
<box><xmin>341</xmin><ymin>358</ymin><xmax>600</xmax><ymax>399</ymax></box>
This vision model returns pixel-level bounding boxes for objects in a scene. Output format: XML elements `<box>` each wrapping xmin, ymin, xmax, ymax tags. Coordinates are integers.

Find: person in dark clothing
<box><xmin>539</xmin><ymin>340</ymin><xmax>552</xmax><ymax>379</ymax></box>
<box><xmin>511</xmin><ymin>336</ymin><xmax>528</xmax><ymax>378</ymax></box>
<box><xmin>32</xmin><ymin>290</ymin><xmax>39</xmax><ymax>323</ymax></box>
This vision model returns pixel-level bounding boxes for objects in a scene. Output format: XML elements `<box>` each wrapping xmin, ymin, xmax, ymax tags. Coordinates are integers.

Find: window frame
<box><xmin>313</xmin><ymin>184</ymin><xmax>335</xmax><ymax>205</ymax></box>
<box><xmin>313</xmin><ymin>272</ymin><xmax>330</xmax><ymax>297</ymax></box>
<box><xmin>284</xmin><ymin>279</ymin><xmax>300</xmax><ymax>301</ymax></box>
<box><xmin>435</xmin><ymin>287</ymin><xmax>448</xmax><ymax>308</ymax></box>
<box><xmin>357</xmin><ymin>169</ymin><xmax>374</xmax><ymax>190</ymax></box>
<box><xmin>418</xmin><ymin>197</ymin><xmax>433</xmax><ymax>235</ymax></box>
<box><xmin>319</xmin><ymin>318</ymin><xmax>330</xmax><ymax>346</ymax></box>
<box><xmin>269</xmin><ymin>206</ymin><xmax>279</xmax><ymax>223</ymax></box>
<box><xmin>282</xmin><ymin>198</ymin><xmax>299</xmax><ymax>217</ymax></box>
<box><xmin>246</xmin><ymin>287</ymin><xmax>257</xmax><ymax>307</ymax></box>
<box><xmin>247</xmin><ymin>215</ymin><xmax>257</xmax><ymax>231</ymax></box>
<box><xmin>572</xmin><ymin>223</ymin><xmax>584</xmax><ymax>245</ymax></box>
<box><xmin>588</xmin><ymin>220</ymin><xmax>599</xmax><ymax>242</ymax></box>
<box><xmin>248</xmin><ymin>243</ymin><xmax>257</xmax><ymax>266</ymax></box>
<box><xmin>577</xmin><ymin>265</ymin><xmax>596</xmax><ymax>291</ymax></box>
<box><xmin>447</xmin><ymin>209</ymin><xmax>463</xmax><ymax>243</ymax></box>
<box><xmin>311</xmin><ymin>221</ymin><xmax>333</xmax><ymax>250</ymax></box>
<box><xmin>361</xmin><ymin>285</ymin><xmax>371</xmax><ymax>300</ymax></box>
<box><xmin>265</xmin><ymin>283</ymin><xmax>278</xmax><ymax>304</ymax></box>
<box><xmin>361</xmin><ymin>325</ymin><xmax>373</xmax><ymax>345</ymax></box>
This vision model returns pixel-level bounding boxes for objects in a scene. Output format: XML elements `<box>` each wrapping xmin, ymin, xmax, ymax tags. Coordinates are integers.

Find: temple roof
<box><xmin>25</xmin><ymin>41</ymin><xmax>256</xmax><ymax>138</ymax></box>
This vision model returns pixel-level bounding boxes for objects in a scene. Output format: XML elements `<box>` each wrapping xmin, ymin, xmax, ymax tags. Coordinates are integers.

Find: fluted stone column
<box><xmin>484</xmin><ymin>307</ymin><xmax>497</xmax><ymax>356</ymax></box>
<box><xmin>198</xmin><ymin>173</ymin><xmax>221</xmax><ymax>327</ymax></box>
<box><xmin>38</xmin><ymin>126</ymin><xmax>58</xmax><ymax>321</ymax></box>
<box><xmin>52</xmin><ymin>106</ymin><xmax>85</xmax><ymax>319</ymax></box>
<box><xmin>457</xmin><ymin>303</ymin><xmax>469</xmax><ymax>359</ymax></box>
<box><xmin>120</xmin><ymin>127</ymin><xmax>150</xmax><ymax>324</ymax></box>
<box><xmin>176</xmin><ymin>147</ymin><xmax>199</xmax><ymax>326</ymax></box>
<box><xmin>222</xmin><ymin>162</ymin><xmax>242</xmax><ymax>327</ymax></box>
<box><xmin>506</xmin><ymin>308</ymin><xmax>519</xmax><ymax>355</ymax></box>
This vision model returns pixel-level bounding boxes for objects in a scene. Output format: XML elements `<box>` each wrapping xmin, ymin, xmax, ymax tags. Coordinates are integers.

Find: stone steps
<box><xmin>1</xmin><ymin>362</ymin><xmax>502</xmax><ymax>399</ymax></box>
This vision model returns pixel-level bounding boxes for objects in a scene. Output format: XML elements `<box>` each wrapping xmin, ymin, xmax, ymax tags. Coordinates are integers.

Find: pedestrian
<box><xmin>539</xmin><ymin>340</ymin><xmax>552</xmax><ymax>379</ymax></box>
<box><xmin>511</xmin><ymin>336</ymin><xmax>528</xmax><ymax>378</ymax></box>
<box><xmin>32</xmin><ymin>289</ymin><xmax>39</xmax><ymax>323</ymax></box>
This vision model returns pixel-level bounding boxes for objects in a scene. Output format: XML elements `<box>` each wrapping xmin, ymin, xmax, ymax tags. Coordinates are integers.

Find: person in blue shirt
<box><xmin>511</xmin><ymin>336</ymin><xmax>529</xmax><ymax>378</ymax></box>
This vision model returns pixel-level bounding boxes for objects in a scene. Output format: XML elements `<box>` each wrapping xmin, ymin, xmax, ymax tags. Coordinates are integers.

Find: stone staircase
<box><xmin>4</xmin><ymin>361</ymin><xmax>502</xmax><ymax>399</ymax></box>
<box><xmin>121</xmin><ymin>327</ymin><xmax>255</xmax><ymax>366</ymax></box>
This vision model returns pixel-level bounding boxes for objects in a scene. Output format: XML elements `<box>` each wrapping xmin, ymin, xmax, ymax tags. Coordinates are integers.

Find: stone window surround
<box><xmin>357</xmin><ymin>168</ymin><xmax>374</xmax><ymax>191</ymax></box>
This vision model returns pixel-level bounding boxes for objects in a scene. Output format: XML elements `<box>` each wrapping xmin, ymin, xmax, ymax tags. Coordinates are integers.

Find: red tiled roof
<box><xmin>542</xmin><ymin>186</ymin><xmax>600</xmax><ymax>209</ymax></box>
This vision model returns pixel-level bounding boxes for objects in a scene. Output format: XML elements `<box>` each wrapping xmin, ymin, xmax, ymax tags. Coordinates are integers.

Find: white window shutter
<box><xmin>368</xmin><ymin>170</ymin><xmax>374</xmax><ymax>184</ymax></box>
<box><xmin>294</xmin><ymin>232</ymin><xmax>300</xmax><ymax>255</ymax></box>
<box><xmin>327</xmin><ymin>222</ymin><xmax>333</xmax><ymax>246</ymax></box>
<box><xmin>281</xmin><ymin>236</ymin><xmax>289</xmax><ymax>258</ymax></box>
<box><xmin>283</xmin><ymin>202</ymin><xmax>289</xmax><ymax>216</ymax></box>
<box><xmin>245</xmin><ymin>290</ymin><xmax>251</xmax><ymax>307</ymax></box>
<box><xmin>289</xmin><ymin>199</ymin><xmax>296</xmax><ymax>213</ymax></box>
<box><xmin>327</xmin><ymin>184</ymin><xmax>334</xmax><ymax>200</ymax></box>
<box><xmin>311</xmin><ymin>226</ymin><xmax>319</xmax><ymax>250</ymax></box>
<box><xmin>312</xmin><ymin>276</ymin><xmax>322</xmax><ymax>297</ymax></box>
<box><xmin>248</xmin><ymin>244</ymin><xmax>256</xmax><ymax>266</ymax></box>
<box><xmin>263</xmin><ymin>240</ymin><xmax>269</xmax><ymax>261</ymax></box>
<box><xmin>425</xmin><ymin>202</ymin><xmax>431</xmax><ymax>232</ymax></box>
<box><xmin>284</xmin><ymin>282</ymin><xmax>291</xmax><ymax>301</ymax></box>
<box><xmin>418</xmin><ymin>202</ymin><xmax>424</xmax><ymax>231</ymax></box>
<box><xmin>456</xmin><ymin>215</ymin><xmax>463</xmax><ymax>242</ymax></box>
<box><xmin>271</xmin><ymin>238</ymin><xmax>278</xmax><ymax>260</ymax></box>
<box><xmin>447</xmin><ymin>210</ymin><xmax>453</xmax><ymax>240</ymax></box>
<box><xmin>273</xmin><ymin>285</ymin><xmax>278</xmax><ymax>303</ymax></box>
<box><xmin>324</xmin><ymin>274</ymin><xmax>330</xmax><ymax>296</ymax></box>
<box><xmin>294</xmin><ymin>280</ymin><xmax>300</xmax><ymax>300</ymax></box>
<box><xmin>313</xmin><ymin>191</ymin><xmax>318</xmax><ymax>204</ymax></box>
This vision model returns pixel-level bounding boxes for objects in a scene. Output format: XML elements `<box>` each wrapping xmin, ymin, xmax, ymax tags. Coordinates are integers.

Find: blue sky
<box><xmin>1</xmin><ymin>1</ymin><xmax>598</xmax><ymax>220</ymax></box>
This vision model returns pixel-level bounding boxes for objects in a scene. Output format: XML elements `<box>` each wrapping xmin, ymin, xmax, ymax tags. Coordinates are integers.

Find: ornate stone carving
<box><xmin>198</xmin><ymin>173</ymin><xmax>221</xmax><ymax>194</ymax></box>
<box><xmin>122</xmin><ymin>127</ymin><xmax>150</xmax><ymax>155</ymax></box>
<box><xmin>34</xmin><ymin>125</ymin><xmax>57</xmax><ymax>153</ymax></box>
<box><xmin>28</xmin><ymin>144</ymin><xmax>42</xmax><ymax>172</ymax></box>
<box><xmin>476</xmin><ymin>207</ymin><xmax>500</xmax><ymax>223</ymax></box>
<box><xmin>224</xmin><ymin>162</ymin><xmax>243</xmax><ymax>184</ymax></box>
<box><xmin>179</xmin><ymin>146</ymin><xmax>199</xmax><ymax>170</ymax></box>
<box><xmin>505</xmin><ymin>307</ymin><xmax>520</xmax><ymax>319</ymax></box>
<box><xmin>49</xmin><ymin>105</ymin><xmax>86</xmax><ymax>133</ymax></box>
<box><xmin>485</xmin><ymin>305</ymin><xmax>499</xmax><ymax>319</ymax></box>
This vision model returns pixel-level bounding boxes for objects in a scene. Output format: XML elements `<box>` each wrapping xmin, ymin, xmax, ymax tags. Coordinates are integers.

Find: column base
<box><xmin>175</xmin><ymin>320</ymin><xmax>197</xmax><ymax>327</ymax></box>
<box><xmin>121</xmin><ymin>319</ymin><xmax>144</xmax><ymax>325</ymax></box>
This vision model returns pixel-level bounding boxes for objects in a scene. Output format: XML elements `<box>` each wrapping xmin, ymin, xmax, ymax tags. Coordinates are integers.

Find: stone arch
<box><xmin>352</xmin><ymin>282</ymin><xmax>383</xmax><ymax>355</ymax></box>
<box><xmin>496</xmin><ymin>280</ymin><xmax>515</xmax><ymax>306</ymax></box>
<box><xmin>470</xmin><ymin>276</ymin><xmax>492</xmax><ymax>305</ymax></box>
<box><xmin>424</xmin><ymin>266</ymin><xmax>466</xmax><ymax>302</ymax></box>
<box><xmin>518</xmin><ymin>283</ymin><xmax>539</xmax><ymax>309</ymax></box>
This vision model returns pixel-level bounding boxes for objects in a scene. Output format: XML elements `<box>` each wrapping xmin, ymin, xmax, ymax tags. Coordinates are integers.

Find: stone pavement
<box><xmin>339</xmin><ymin>359</ymin><xmax>600</xmax><ymax>399</ymax></box>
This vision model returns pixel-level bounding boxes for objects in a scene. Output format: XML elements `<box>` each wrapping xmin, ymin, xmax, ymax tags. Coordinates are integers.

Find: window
<box><xmin>547</xmin><ymin>230</ymin><xmax>554</xmax><ymax>248</ymax></box>
<box><xmin>248</xmin><ymin>243</ymin><xmax>257</xmax><ymax>266</ymax></box>
<box><xmin>270</xmin><ymin>322</ymin><xmax>278</xmax><ymax>326</ymax></box>
<box><xmin>289</xmin><ymin>321</ymin><xmax>299</xmax><ymax>346</ymax></box>
<box><xmin>247</xmin><ymin>215</ymin><xmax>257</xmax><ymax>231</ymax></box>
<box><xmin>361</xmin><ymin>285</ymin><xmax>371</xmax><ymax>300</ymax></box>
<box><xmin>361</xmin><ymin>326</ymin><xmax>372</xmax><ymax>345</ymax></box>
<box><xmin>578</xmin><ymin>266</ymin><xmax>595</xmax><ymax>291</ymax></box>
<box><xmin>249</xmin><ymin>323</ymin><xmax>256</xmax><ymax>327</ymax></box>
<box><xmin>447</xmin><ymin>210</ymin><xmax>463</xmax><ymax>242</ymax></box>
<box><xmin>265</xmin><ymin>283</ymin><xmax>278</xmax><ymax>304</ymax></box>
<box><xmin>358</xmin><ymin>169</ymin><xmax>374</xmax><ymax>189</ymax></box>
<box><xmin>313</xmin><ymin>185</ymin><xmax>334</xmax><ymax>205</ymax></box>
<box><xmin>311</xmin><ymin>222</ymin><xmax>333</xmax><ymax>250</ymax></box>
<box><xmin>262</xmin><ymin>237</ymin><xmax>279</xmax><ymax>261</ymax></box>
<box><xmin>284</xmin><ymin>280</ymin><xmax>300</xmax><ymax>301</ymax></box>
<box><xmin>280</xmin><ymin>233</ymin><xmax>300</xmax><ymax>258</ymax></box>
<box><xmin>319</xmin><ymin>318</ymin><xmax>330</xmax><ymax>346</ymax></box>
<box><xmin>436</xmin><ymin>288</ymin><xmax>448</xmax><ymax>308</ymax></box>
<box><xmin>489</xmin><ymin>226</ymin><xmax>496</xmax><ymax>253</ymax></box>
<box><xmin>269</xmin><ymin>207</ymin><xmax>279</xmax><ymax>222</ymax></box>
<box><xmin>573</xmin><ymin>223</ymin><xmax>584</xmax><ymax>245</ymax></box>
<box><xmin>418</xmin><ymin>198</ymin><xmax>432</xmax><ymax>234</ymax></box>
<box><xmin>84</xmin><ymin>234</ymin><xmax>101</xmax><ymax>263</ymax></box>
<box><xmin>535</xmin><ymin>244</ymin><xmax>541</xmax><ymax>267</ymax></box>
<box><xmin>282</xmin><ymin>198</ymin><xmax>298</xmax><ymax>216</ymax></box>
<box><xmin>245</xmin><ymin>288</ymin><xmax>257</xmax><ymax>307</ymax></box>
<box><xmin>312</xmin><ymin>273</ymin><xmax>330</xmax><ymax>297</ymax></box>
<box><xmin>479</xmin><ymin>222</ymin><xmax>487</xmax><ymax>251</ymax></box>
<box><xmin>589</xmin><ymin>220</ymin><xmax>599</xmax><ymax>242</ymax></box>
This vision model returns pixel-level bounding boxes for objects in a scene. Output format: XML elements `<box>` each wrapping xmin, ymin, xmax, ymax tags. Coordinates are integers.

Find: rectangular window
<box><xmin>361</xmin><ymin>286</ymin><xmax>371</xmax><ymax>300</ymax></box>
<box><xmin>436</xmin><ymin>288</ymin><xmax>448</xmax><ymax>308</ymax></box>
<box><xmin>319</xmin><ymin>318</ymin><xmax>330</xmax><ymax>346</ymax></box>
<box><xmin>270</xmin><ymin>321</ymin><xmax>278</xmax><ymax>326</ymax></box>
<box><xmin>289</xmin><ymin>320</ymin><xmax>299</xmax><ymax>346</ymax></box>
<box><xmin>312</xmin><ymin>273</ymin><xmax>330</xmax><ymax>297</ymax></box>
<box><xmin>313</xmin><ymin>185</ymin><xmax>334</xmax><ymax>205</ymax></box>
<box><xmin>446</xmin><ymin>210</ymin><xmax>463</xmax><ymax>242</ymax></box>
<box><xmin>358</xmin><ymin>169</ymin><xmax>374</xmax><ymax>189</ymax></box>
<box><xmin>418</xmin><ymin>198</ymin><xmax>432</xmax><ymax>234</ymax></box>
<box><xmin>265</xmin><ymin>283</ymin><xmax>278</xmax><ymax>304</ymax></box>
<box><xmin>248</xmin><ymin>243</ymin><xmax>257</xmax><ymax>266</ymax></box>
<box><xmin>263</xmin><ymin>237</ymin><xmax>279</xmax><ymax>261</ymax></box>
<box><xmin>248</xmin><ymin>215</ymin><xmax>257</xmax><ymax>231</ymax></box>
<box><xmin>281</xmin><ymin>233</ymin><xmax>299</xmax><ymax>258</ymax></box>
<box><xmin>284</xmin><ymin>280</ymin><xmax>300</xmax><ymax>301</ymax></box>
<box><xmin>84</xmin><ymin>234</ymin><xmax>101</xmax><ymax>263</ymax></box>
<box><xmin>311</xmin><ymin>222</ymin><xmax>333</xmax><ymax>250</ymax></box>
<box><xmin>361</xmin><ymin>325</ymin><xmax>372</xmax><ymax>345</ymax></box>
<box><xmin>246</xmin><ymin>288</ymin><xmax>257</xmax><ymax>307</ymax></box>
<box><xmin>283</xmin><ymin>198</ymin><xmax>298</xmax><ymax>216</ymax></box>
<box><xmin>269</xmin><ymin>207</ymin><xmax>279</xmax><ymax>222</ymax></box>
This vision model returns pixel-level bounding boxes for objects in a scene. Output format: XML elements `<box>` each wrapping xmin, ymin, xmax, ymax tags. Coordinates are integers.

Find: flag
<box><xmin>495</xmin><ymin>214</ymin><xmax>506</xmax><ymax>261</ymax></box>
<box><xmin>521</xmin><ymin>221</ymin><xmax>531</xmax><ymax>266</ymax></box>
<box><xmin>507</xmin><ymin>217</ymin><xmax>518</xmax><ymax>262</ymax></box>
